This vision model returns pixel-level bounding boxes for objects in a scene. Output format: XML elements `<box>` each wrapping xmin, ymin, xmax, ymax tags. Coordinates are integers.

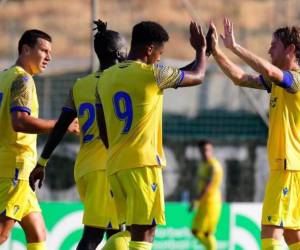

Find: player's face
<box><xmin>147</xmin><ymin>43</ymin><xmax>165</xmax><ymax>64</ymax></box>
<box><xmin>201</xmin><ymin>144</ymin><xmax>213</xmax><ymax>160</ymax></box>
<box><xmin>268</xmin><ymin>36</ymin><xmax>286</xmax><ymax>68</ymax></box>
<box><xmin>28</xmin><ymin>38</ymin><xmax>52</xmax><ymax>74</ymax></box>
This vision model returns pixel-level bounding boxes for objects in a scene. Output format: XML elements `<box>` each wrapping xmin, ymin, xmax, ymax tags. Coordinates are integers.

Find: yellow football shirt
<box><xmin>63</xmin><ymin>71</ymin><xmax>107</xmax><ymax>181</ymax></box>
<box><xmin>97</xmin><ymin>60</ymin><xmax>184</xmax><ymax>176</ymax></box>
<box><xmin>0</xmin><ymin>66</ymin><xmax>38</xmax><ymax>180</ymax></box>
<box><xmin>197</xmin><ymin>158</ymin><xmax>223</xmax><ymax>203</ymax></box>
<box><xmin>267</xmin><ymin>69</ymin><xmax>300</xmax><ymax>170</ymax></box>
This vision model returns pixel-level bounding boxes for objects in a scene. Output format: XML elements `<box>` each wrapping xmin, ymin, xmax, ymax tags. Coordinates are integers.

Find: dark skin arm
<box><xmin>29</xmin><ymin>110</ymin><xmax>77</xmax><ymax>191</ymax></box>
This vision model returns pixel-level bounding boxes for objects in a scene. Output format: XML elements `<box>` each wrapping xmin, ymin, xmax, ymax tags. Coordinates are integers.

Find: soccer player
<box><xmin>29</xmin><ymin>20</ymin><xmax>129</xmax><ymax>250</ymax></box>
<box><xmin>96</xmin><ymin>21</ymin><xmax>207</xmax><ymax>250</ymax></box>
<box><xmin>0</xmin><ymin>29</ymin><xmax>78</xmax><ymax>250</ymax></box>
<box><xmin>209</xmin><ymin>18</ymin><xmax>300</xmax><ymax>249</ymax></box>
<box><xmin>190</xmin><ymin>140</ymin><xmax>223</xmax><ymax>250</ymax></box>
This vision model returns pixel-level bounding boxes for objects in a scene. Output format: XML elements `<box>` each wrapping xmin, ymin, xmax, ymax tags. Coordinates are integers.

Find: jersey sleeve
<box><xmin>10</xmin><ymin>74</ymin><xmax>34</xmax><ymax>114</ymax></box>
<box><xmin>287</xmin><ymin>70</ymin><xmax>300</xmax><ymax>92</ymax></box>
<box><xmin>153</xmin><ymin>64</ymin><xmax>184</xmax><ymax>90</ymax></box>
<box><xmin>62</xmin><ymin>88</ymin><xmax>76</xmax><ymax>114</ymax></box>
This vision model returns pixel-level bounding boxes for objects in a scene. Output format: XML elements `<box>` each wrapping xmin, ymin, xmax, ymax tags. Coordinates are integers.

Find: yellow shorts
<box><xmin>192</xmin><ymin>201</ymin><xmax>221</xmax><ymax>233</ymax></box>
<box><xmin>109</xmin><ymin>166</ymin><xmax>165</xmax><ymax>226</ymax></box>
<box><xmin>76</xmin><ymin>170</ymin><xmax>119</xmax><ymax>229</ymax></box>
<box><xmin>0</xmin><ymin>178</ymin><xmax>41</xmax><ymax>221</ymax></box>
<box><xmin>262</xmin><ymin>170</ymin><xmax>300</xmax><ymax>229</ymax></box>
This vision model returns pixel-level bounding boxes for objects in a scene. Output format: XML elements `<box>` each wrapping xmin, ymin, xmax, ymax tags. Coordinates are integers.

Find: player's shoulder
<box><xmin>74</xmin><ymin>71</ymin><xmax>100</xmax><ymax>87</ymax></box>
<box><xmin>13</xmin><ymin>66</ymin><xmax>32</xmax><ymax>82</ymax></box>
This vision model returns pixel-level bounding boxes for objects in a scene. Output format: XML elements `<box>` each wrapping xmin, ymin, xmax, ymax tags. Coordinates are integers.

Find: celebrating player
<box><xmin>96</xmin><ymin>21</ymin><xmax>207</xmax><ymax>250</ymax></box>
<box><xmin>29</xmin><ymin>20</ymin><xmax>128</xmax><ymax>250</ymax></box>
<box><xmin>209</xmin><ymin>18</ymin><xmax>300</xmax><ymax>249</ymax></box>
<box><xmin>0</xmin><ymin>30</ymin><xmax>78</xmax><ymax>250</ymax></box>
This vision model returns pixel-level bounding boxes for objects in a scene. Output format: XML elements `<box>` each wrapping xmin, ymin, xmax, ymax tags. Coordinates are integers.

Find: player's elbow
<box><xmin>12</xmin><ymin>121</ymin><xmax>25</xmax><ymax>132</ymax></box>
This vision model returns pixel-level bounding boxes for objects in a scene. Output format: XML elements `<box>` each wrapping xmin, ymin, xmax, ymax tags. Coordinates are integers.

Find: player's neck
<box><xmin>127</xmin><ymin>50</ymin><xmax>147</xmax><ymax>64</ymax></box>
<box><xmin>15</xmin><ymin>58</ymin><xmax>33</xmax><ymax>75</ymax></box>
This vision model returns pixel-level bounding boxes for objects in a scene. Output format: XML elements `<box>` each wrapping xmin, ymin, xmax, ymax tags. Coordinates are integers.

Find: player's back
<box><xmin>98</xmin><ymin>60</ymin><xmax>165</xmax><ymax>175</ymax></box>
<box><xmin>0</xmin><ymin>66</ymin><xmax>38</xmax><ymax>180</ymax></box>
<box><xmin>71</xmin><ymin>72</ymin><xmax>107</xmax><ymax>181</ymax></box>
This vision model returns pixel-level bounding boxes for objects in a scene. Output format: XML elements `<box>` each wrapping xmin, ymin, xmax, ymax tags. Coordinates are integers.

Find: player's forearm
<box><xmin>12</xmin><ymin>114</ymin><xmax>56</xmax><ymax>134</ymax></box>
<box><xmin>40</xmin><ymin>111</ymin><xmax>76</xmax><ymax>159</ymax></box>
<box><xmin>213</xmin><ymin>49</ymin><xmax>265</xmax><ymax>90</ymax></box>
<box><xmin>180</xmin><ymin>49</ymin><xmax>206</xmax><ymax>87</ymax></box>
<box><xmin>232</xmin><ymin>44</ymin><xmax>283</xmax><ymax>81</ymax></box>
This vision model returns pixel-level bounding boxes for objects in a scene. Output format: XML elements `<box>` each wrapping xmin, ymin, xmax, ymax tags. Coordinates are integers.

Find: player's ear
<box><xmin>146</xmin><ymin>44</ymin><xmax>154</xmax><ymax>56</ymax></box>
<box><xmin>22</xmin><ymin>44</ymin><xmax>31</xmax><ymax>55</ymax></box>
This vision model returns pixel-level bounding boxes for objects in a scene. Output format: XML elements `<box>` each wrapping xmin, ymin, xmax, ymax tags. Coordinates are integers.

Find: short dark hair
<box><xmin>131</xmin><ymin>21</ymin><xmax>169</xmax><ymax>48</ymax></box>
<box><xmin>93</xmin><ymin>20</ymin><xmax>125</xmax><ymax>62</ymax></box>
<box><xmin>274</xmin><ymin>26</ymin><xmax>300</xmax><ymax>64</ymax></box>
<box><xmin>198</xmin><ymin>139</ymin><xmax>213</xmax><ymax>150</ymax></box>
<box><xmin>18</xmin><ymin>29</ymin><xmax>52</xmax><ymax>55</ymax></box>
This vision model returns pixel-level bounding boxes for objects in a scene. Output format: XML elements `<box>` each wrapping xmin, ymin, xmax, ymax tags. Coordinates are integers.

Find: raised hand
<box><xmin>220</xmin><ymin>18</ymin><xmax>237</xmax><ymax>50</ymax></box>
<box><xmin>29</xmin><ymin>165</ymin><xmax>45</xmax><ymax>191</ymax></box>
<box><xmin>209</xmin><ymin>21</ymin><xmax>219</xmax><ymax>54</ymax></box>
<box><xmin>189</xmin><ymin>21</ymin><xmax>206</xmax><ymax>51</ymax></box>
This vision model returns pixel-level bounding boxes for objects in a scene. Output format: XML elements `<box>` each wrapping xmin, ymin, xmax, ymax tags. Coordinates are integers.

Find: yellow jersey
<box><xmin>63</xmin><ymin>71</ymin><xmax>107</xmax><ymax>181</ymax></box>
<box><xmin>0</xmin><ymin>66</ymin><xmax>38</xmax><ymax>180</ymax></box>
<box><xmin>197</xmin><ymin>158</ymin><xmax>223</xmax><ymax>203</ymax></box>
<box><xmin>97</xmin><ymin>61</ymin><xmax>184</xmax><ymax>175</ymax></box>
<box><xmin>267</xmin><ymin>70</ymin><xmax>300</xmax><ymax>170</ymax></box>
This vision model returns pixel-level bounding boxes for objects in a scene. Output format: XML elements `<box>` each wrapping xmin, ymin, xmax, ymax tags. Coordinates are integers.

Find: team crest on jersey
<box><xmin>270</xmin><ymin>97</ymin><xmax>278</xmax><ymax>108</ymax></box>
<box><xmin>283</xmin><ymin>187</ymin><xmax>288</xmax><ymax>196</ymax></box>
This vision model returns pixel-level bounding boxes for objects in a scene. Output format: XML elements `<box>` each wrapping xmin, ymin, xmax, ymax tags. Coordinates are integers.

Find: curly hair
<box><xmin>131</xmin><ymin>21</ymin><xmax>169</xmax><ymax>47</ymax></box>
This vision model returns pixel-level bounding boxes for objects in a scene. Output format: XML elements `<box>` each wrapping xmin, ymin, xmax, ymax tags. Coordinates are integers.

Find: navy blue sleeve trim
<box><xmin>176</xmin><ymin>71</ymin><xmax>185</xmax><ymax>88</ymax></box>
<box><xmin>10</xmin><ymin>106</ymin><xmax>31</xmax><ymax>114</ymax></box>
<box><xmin>279</xmin><ymin>71</ymin><xmax>293</xmax><ymax>89</ymax></box>
<box><xmin>259</xmin><ymin>75</ymin><xmax>271</xmax><ymax>93</ymax></box>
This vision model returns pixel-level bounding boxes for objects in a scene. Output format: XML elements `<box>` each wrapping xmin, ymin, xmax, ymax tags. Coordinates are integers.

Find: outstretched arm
<box><xmin>29</xmin><ymin>109</ymin><xmax>77</xmax><ymax>191</ymax></box>
<box><xmin>210</xmin><ymin>21</ymin><xmax>271</xmax><ymax>91</ymax></box>
<box><xmin>221</xmin><ymin>18</ymin><xmax>283</xmax><ymax>83</ymax></box>
<box><xmin>179</xmin><ymin>22</ymin><xmax>207</xmax><ymax>87</ymax></box>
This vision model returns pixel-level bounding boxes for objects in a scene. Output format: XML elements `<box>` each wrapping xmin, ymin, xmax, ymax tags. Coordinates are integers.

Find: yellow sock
<box><xmin>129</xmin><ymin>241</ymin><xmax>152</xmax><ymax>250</ymax></box>
<box><xmin>103</xmin><ymin>230</ymin><xmax>131</xmax><ymax>250</ymax></box>
<box><xmin>27</xmin><ymin>242</ymin><xmax>47</xmax><ymax>250</ymax></box>
<box><xmin>195</xmin><ymin>231</ymin><xmax>216</xmax><ymax>250</ymax></box>
<box><xmin>289</xmin><ymin>242</ymin><xmax>300</xmax><ymax>250</ymax></box>
<box><xmin>261</xmin><ymin>238</ymin><xmax>281</xmax><ymax>250</ymax></box>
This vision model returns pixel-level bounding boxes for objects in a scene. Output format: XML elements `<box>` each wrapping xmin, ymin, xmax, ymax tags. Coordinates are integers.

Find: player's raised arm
<box><xmin>179</xmin><ymin>22</ymin><xmax>207</xmax><ymax>87</ymax></box>
<box><xmin>221</xmin><ymin>18</ymin><xmax>284</xmax><ymax>83</ymax></box>
<box><xmin>210</xmin><ymin>21</ymin><xmax>270</xmax><ymax>91</ymax></box>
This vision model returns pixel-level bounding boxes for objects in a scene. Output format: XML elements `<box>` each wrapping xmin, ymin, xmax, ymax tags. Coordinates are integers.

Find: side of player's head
<box><xmin>130</xmin><ymin>21</ymin><xmax>169</xmax><ymax>64</ymax></box>
<box><xmin>273</xmin><ymin>26</ymin><xmax>300</xmax><ymax>65</ymax></box>
<box><xmin>18</xmin><ymin>29</ymin><xmax>52</xmax><ymax>55</ymax></box>
<box><xmin>94</xmin><ymin>20</ymin><xmax>127</xmax><ymax>70</ymax></box>
<box><xmin>131</xmin><ymin>21</ymin><xmax>169</xmax><ymax>48</ymax></box>
<box><xmin>198</xmin><ymin>139</ymin><xmax>214</xmax><ymax>160</ymax></box>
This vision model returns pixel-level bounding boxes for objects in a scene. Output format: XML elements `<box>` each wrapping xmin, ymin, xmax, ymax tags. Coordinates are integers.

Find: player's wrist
<box><xmin>37</xmin><ymin>156</ymin><xmax>49</xmax><ymax>167</ymax></box>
